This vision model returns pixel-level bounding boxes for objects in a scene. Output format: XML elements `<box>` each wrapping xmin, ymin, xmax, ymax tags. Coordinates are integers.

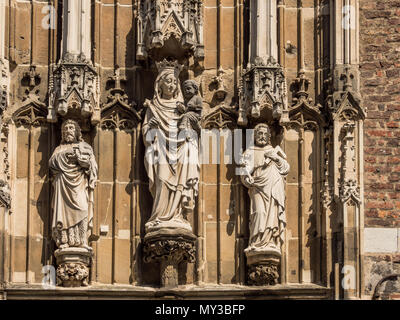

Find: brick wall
<box><xmin>360</xmin><ymin>0</ymin><xmax>400</xmax><ymax>228</ymax></box>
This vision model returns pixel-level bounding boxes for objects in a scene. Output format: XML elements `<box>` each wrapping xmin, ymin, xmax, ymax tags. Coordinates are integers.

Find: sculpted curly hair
<box><xmin>61</xmin><ymin>119</ymin><xmax>83</xmax><ymax>143</ymax></box>
<box><xmin>182</xmin><ymin>80</ymin><xmax>199</xmax><ymax>95</ymax></box>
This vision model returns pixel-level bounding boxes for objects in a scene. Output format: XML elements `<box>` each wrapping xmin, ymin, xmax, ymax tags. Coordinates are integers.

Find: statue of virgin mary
<box><xmin>142</xmin><ymin>60</ymin><xmax>200</xmax><ymax>233</ymax></box>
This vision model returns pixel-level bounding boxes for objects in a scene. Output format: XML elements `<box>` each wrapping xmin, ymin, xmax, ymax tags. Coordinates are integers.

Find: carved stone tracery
<box><xmin>101</xmin><ymin>69</ymin><xmax>142</xmax><ymax>131</ymax></box>
<box><xmin>13</xmin><ymin>91</ymin><xmax>48</xmax><ymax>128</ymax></box>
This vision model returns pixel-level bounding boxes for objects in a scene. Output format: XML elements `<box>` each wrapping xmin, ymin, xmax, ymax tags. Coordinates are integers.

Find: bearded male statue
<box><xmin>50</xmin><ymin>119</ymin><xmax>98</xmax><ymax>249</ymax></box>
<box><xmin>240</xmin><ymin>123</ymin><xmax>289</xmax><ymax>285</ymax></box>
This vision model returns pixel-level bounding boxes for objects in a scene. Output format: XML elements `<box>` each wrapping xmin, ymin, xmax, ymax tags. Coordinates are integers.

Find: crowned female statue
<box><xmin>142</xmin><ymin>60</ymin><xmax>200</xmax><ymax>233</ymax></box>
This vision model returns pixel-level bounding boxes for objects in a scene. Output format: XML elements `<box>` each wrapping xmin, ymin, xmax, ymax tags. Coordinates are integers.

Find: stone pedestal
<box><xmin>54</xmin><ymin>247</ymin><xmax>93</xmax><ymax>287</ymax></box>
<box><xmin>246</xmin><ymin>249</ymin><xmax>281</xmax><ymax>286</ymax></box>
<box><xmin>143</xmin><ymin>228</ymin><xmax>196</xmax><ymax>288</ymax></box>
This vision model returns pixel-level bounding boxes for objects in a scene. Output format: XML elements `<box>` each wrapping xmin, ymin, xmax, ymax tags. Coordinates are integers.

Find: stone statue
<box><xmin>240</xmin><ymin>123</ymin><xmax>289</xmax><ymax>285</ymax></box>
<box><xmin>50</xmin><ymin>119</ymin><xmax>98</xmax><ymax>249</ymax></box>
<box><xmin>177</xmin><ymin>79</ymin><xmax>203</xmax><ymax>134</ymax></box>
<box><xmin>142</xmin><ymin>60</ymin><xmax>199</xmax><ymax>288</ymax></box>
<box><xmin>142</xmin><ymin>60</ymin><xmax>200</xmax><ymax>233</ymax></box>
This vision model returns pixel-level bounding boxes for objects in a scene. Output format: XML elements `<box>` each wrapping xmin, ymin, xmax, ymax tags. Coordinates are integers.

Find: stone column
<box><xmin>328</xmin><ymin>0</ymin><xmax>364</xmax><ymax>299</ymax></box>
<box><xmin>249</xmin><ymin>0</ymin><xmax>278</xmax><ymax>63</ymax></box>
<box><xmin>62</xmin><ymin>0</ymin><xmax>91</xmax><ymax>59</ymax></box>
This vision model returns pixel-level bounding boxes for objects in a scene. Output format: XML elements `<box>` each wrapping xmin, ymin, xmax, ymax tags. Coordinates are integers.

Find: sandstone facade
<box><xmin>0</xmin><ymin>0</ymin><xmax>397</xmax><ymax>300</ymax></box>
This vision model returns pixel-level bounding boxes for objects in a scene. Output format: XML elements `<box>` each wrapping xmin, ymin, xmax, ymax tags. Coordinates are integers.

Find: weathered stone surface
<box><xmin>1</xmin><ymin>0</ymin><xmax>396</xmax><ymax>301</ymax></box>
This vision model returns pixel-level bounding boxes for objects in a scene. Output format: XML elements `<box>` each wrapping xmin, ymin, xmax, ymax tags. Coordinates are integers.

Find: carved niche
<box><xmin>48</xmin><ymin>53</ymin><xmax>100</xmax><ymax>125</ymax></box>
<box><xmin>136</xmin><ymin>0</ymin><xmax>204</xmax><ymax>60</ymax></box>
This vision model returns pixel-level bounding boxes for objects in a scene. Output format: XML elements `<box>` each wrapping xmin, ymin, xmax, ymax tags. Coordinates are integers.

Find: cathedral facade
<box><xmin>0</xmin><ymin>0</ymin><xmax>399</xmax><ymax>300</ymax></box>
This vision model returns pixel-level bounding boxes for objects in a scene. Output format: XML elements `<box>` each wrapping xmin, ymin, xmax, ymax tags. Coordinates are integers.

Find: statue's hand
<box><xmin>176</xmin><ymin>101</ymin><xmax>186</xmax><ymax>114</ymax></box>
<box><xmin>245</xmin><ymin>176</ymin><xmax>254</xmax><ymax>186</ymax></box>
<box><xmin>66</xmin><ymin>152</ymin><xmax>77</xmax><ymax>163</ymax></box>
<box><xmin>77</xmin><ymin>154</ymin><xmax>90</xmax><ymax>169</ymax></box>
<box><xmin>148</xmin><ymin>117</ymin><xmax>159</xmax><ymax>129</ymax></box>
<box><xmin>265</xmin><ymin>150</ymin><xmax>279</xmax><ymax>162</ymax></box>
<box><xmin>185</xmin><ymin>112</ymin><xmax>200</xmax><ymax>123</ymax></box>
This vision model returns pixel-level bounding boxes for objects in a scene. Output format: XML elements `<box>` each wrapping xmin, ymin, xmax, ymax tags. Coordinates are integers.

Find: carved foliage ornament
<box><xmin>248</xmin><ymin>262</ymin><xmax>279</xmax><ymax>286</ymax></box>
<box><xmin>56</xmin><ymin>262</ymin><xmax>89</xmax><ymax>287</ymax></box>
<box><xmin>0</xmin><ymin>59</ymin><xmax>9</xmax><ymax>115</ymax></box>
<box><xmin>143</xmin><ymin>238</ymin><xmax>196</xmax><ymax>264</ymax></box>
<box><xmin>0</xmin><ymin>179</ymin><xmax>10</xmax><ymax>209</ymax></box>
<box><xmin>340</xmin><ymin>179</ymin><xmax>361</xmax><ymax>205</ymax></box>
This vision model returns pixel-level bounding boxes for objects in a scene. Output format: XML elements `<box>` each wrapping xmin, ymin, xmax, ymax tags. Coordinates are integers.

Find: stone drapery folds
<box><xmin>50</xmin><ymin>119</ymin><xmax>98</xmax><ymax>286</ymax></box>
<box><xmin>239</xmin><ymin>123</ymin><xmax>289</xmax><ymax>285</ymax></box>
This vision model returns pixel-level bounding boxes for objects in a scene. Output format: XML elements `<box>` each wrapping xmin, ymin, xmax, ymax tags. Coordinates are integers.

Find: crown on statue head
<box><xmin>155</xmin><ymin>59</ymin><xmax>183</xmax><ymax>76</ymax></box>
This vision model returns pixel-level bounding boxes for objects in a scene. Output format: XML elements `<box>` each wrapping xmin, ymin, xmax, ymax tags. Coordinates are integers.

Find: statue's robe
<box><xmin>49</xmin><ymin>141</ymin><xmax>97</xmax><ymax>246</ymax></box>
<box><xmin>241</xmin><ymin>145</ymin><xmax>290</xmax><ymax>252</ymax></box>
